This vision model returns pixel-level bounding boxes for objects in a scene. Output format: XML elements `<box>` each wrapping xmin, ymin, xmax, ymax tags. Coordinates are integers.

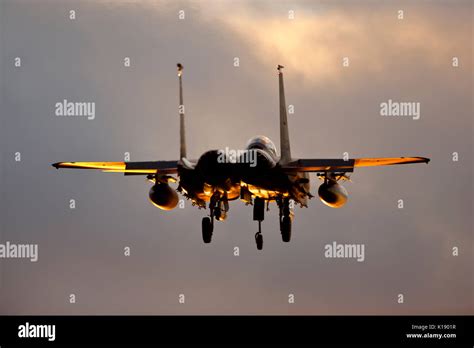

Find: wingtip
<box><xmin>422</xmin><ymin>157</ymin><xmax>430</xmax><ymax>164</ymax></box>
<box><xmin>52</xmin><ymin>162</ymin><xmax>60</xmax><ymax>169</ymax></box>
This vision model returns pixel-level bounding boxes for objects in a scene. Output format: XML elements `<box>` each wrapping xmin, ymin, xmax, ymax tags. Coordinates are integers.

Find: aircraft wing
<box><xmin>52</xmin><ymin>161</ymin><xmax>179</xmax><ymax>175</ymax></box>
<box><xmin>282</xmin><ymin>157</ymin><xmax>430</xmax><ymax>173</ymax></box>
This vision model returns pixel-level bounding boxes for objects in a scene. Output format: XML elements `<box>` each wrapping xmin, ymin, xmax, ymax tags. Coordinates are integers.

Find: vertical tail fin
<box><xmin>278</xmin><ymin>65</ymin><xmax>291</xmax><ymax>164</ymax></box>
<box><xmin>177</xmin><ymin>63</ymin><xmax>187</xmax><ymax>159</ymax></box>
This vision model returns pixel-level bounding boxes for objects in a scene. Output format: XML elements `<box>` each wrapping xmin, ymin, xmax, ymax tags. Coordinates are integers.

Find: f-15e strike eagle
<box><xmin>53</xmin><ymin>63</ymin><xmax>429</xmax><ymax>250</ymax></box>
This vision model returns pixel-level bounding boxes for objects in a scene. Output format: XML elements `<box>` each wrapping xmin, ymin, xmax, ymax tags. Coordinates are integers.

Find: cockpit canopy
<box><xmin>246</xmin><ymin>135</ymin><xmax>278</xmax><ymax>157</ymax></box>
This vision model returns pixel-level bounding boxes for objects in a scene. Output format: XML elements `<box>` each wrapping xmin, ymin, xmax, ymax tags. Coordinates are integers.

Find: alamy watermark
<box><xmin>217</xmin><ymin>147</ymin><xmax>257</xmax><ymax>167</ymax></box>
<box><xmin>0</xmin><ymin>241</ymin><xmax>38</xmax><ymax>262</ymax></box>
<box><xmin>380</xmin><ymin>99</ymin><xmax>420</xmax><ymax>120</ymax></box>
<box><xmin>55</xmin><ymin>99</ymin><xmax>95</xmax><ymax>120</ymax></box>
<box><xmin>324</xmin><ymin>241</ymin><xmax>365</xmax><ymax>262</ymax></box>
<box><xmin>18</xmin><ymin>322</ymin><xmax>55</xmax><ymax>341</ymax></box>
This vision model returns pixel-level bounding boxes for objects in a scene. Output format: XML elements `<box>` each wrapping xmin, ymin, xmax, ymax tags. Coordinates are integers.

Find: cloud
<box><xmin>205</xmin><ymin>3</ymin><xmax>469</xmax><ymax>86</ymax></box>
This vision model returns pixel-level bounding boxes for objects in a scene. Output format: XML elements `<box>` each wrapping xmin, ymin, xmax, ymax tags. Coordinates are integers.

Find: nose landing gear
<box><xmin>253</xmin><ymin>197</ymin><xmax>265</xmax><ymax>250</ymax></box>
<box><xmin>255</xmin><ymin>228</ymin><xmax>263</xmax><ymax>251</ymax></box>
<box><xmin>214</xmin><ymin>200</ymin><xmax>229</xmax><ymax>221</ymax></box>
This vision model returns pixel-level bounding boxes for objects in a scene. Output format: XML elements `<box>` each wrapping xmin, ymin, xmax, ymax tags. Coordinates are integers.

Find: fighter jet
<box><xmin>52</xmin><ymin>64</ymin><xmax>430</xmax><ymax>250</ymax></box>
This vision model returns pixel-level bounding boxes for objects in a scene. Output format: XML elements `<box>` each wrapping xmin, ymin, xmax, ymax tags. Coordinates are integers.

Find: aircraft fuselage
<box><xmin>177</xmin><ymin>135</ymin><xmax>310</xmax><ymax>207</ymax></box>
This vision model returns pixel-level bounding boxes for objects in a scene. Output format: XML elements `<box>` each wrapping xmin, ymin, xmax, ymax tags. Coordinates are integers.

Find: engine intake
<box><xmin>318</xmin><ymin>182</ymin><xmax>348</xmax><ymax>208</ymax></box>
<box><xmin>149</xmin><ymin>183</ymin><xmax>179</xmax><ymax>210</ymax></box>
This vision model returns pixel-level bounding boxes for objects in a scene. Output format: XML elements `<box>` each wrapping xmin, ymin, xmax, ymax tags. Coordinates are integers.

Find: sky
<box><xmin>0</xmin><ymin>0</ymin><xmax>472</xmax><ymax>314</ymax></box>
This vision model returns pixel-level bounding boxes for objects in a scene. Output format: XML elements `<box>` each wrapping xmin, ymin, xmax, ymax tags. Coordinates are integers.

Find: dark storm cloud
<box><xmin>0</xmin><ymin>0</ymin><xmax>472</xmax><ymax>314</ymax></box>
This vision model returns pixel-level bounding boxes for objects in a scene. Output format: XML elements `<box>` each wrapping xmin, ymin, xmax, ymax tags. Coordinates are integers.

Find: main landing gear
<box><xmin>201</xmin><ymin>193</ymin><xmax>229</xmax><ymax>244</ymax></box>
<box><xmin>253</xmin><ymin>197</ymin><xmax>265</xmax><ymax>250</ymax></box>
<box><xmin>202</xmin><ymin>194</ymin><xmax>293</xmax><ymax>251</ymax></box>
<box><xmin>202</xmin><ymin>216</ymin><xmax>213</xmax><ymax>243</ymax></box>
<box><xmin>278</xmin><ymin>197</ymin><xmax>292</xmax><ymax>243</ymax></box>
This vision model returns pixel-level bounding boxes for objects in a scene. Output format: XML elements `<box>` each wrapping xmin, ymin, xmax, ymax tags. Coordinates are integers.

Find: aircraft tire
<box><xmin>255</xmin><ymin>232</ymin><xmax>263</xmax><ymax>250</ymax></box>
<box><xmin>202</xmin><ymin>217</ymin><xmax>213</xmax><ymax>243</ymax></box>
<box><xmin>281</xmin><ymin>216</ymin><xmax>291</xmax><ymax>242</ymax></box>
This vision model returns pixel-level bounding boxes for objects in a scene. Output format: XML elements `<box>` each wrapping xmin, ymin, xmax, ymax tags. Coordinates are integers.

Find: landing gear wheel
<box><xmin>281</xmin><ymin>216</ymin><xmax>291</xmax><ymax>242</ymax></box>
<box><xmin>202</xmin><ymin>217</ymin><xmax>213</xmax><ymax>243</ymax></box>
<box><xmin>253</xmin><ymin>197</ymin><xmax>265</xmax><ymax>221</ymax></box>
<box><xmin>255</xmin><ymin>232</ymin><xmax>263</xmax><ymax>250</ymax></box>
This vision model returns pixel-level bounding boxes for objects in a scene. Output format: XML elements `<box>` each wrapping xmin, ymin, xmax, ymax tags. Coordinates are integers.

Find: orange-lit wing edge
<box><xmin>354</xmin><ymin>157</ymin><xmax>430</xmax><ymax>167</ymax></box>
<box><xmin>282</xmin><ymin>157</ymin><xmax>429</xmax><ymax>173</ymax></box>
<box><xmin>283</xmin><ymin>159</ymin><xmax>355</xmax><ymax>173</ymax></box>
<box><xmin>52</xmin><ymin>162</ymin><xmax>126</xmax><ymax>170</ymax></box>
<box><xmin>52</xmin><ymin>161</ymin><xmax>179</xmax><ymax>174</ymax></box>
